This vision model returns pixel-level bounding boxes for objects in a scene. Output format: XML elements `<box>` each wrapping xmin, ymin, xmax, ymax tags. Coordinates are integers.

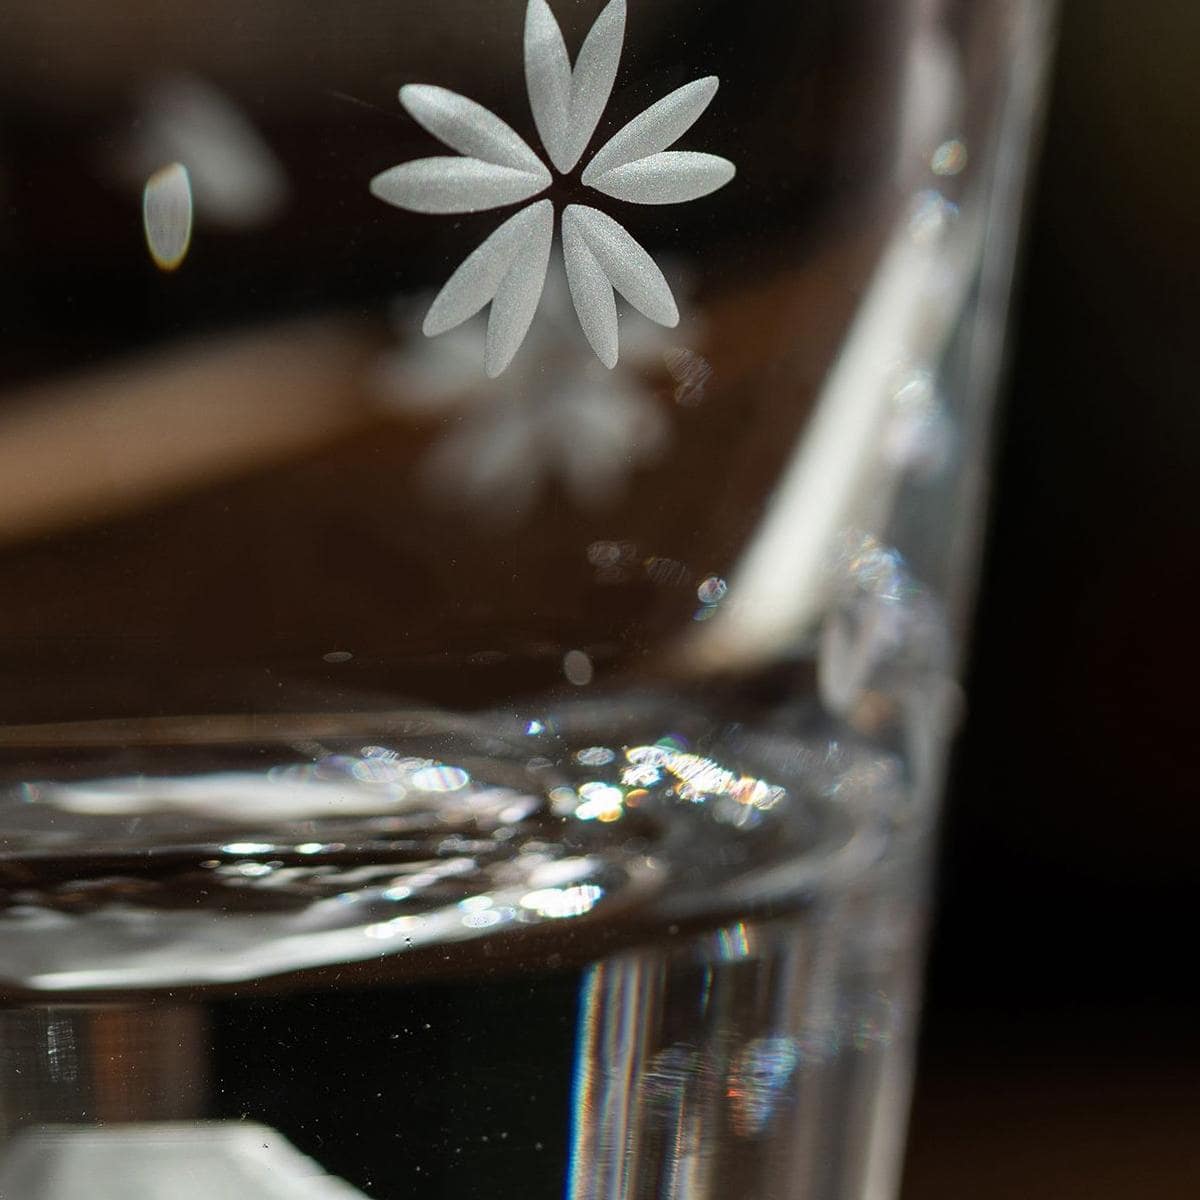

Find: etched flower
<box><xmin>375</xmin><ymin>254</ymin><xmax>680</xmax><ymax>520</ymax></box>
<box><xmin>369</xmin><ymin>0</ymin><xmax>734</xmax><ymax>377</ymax></box>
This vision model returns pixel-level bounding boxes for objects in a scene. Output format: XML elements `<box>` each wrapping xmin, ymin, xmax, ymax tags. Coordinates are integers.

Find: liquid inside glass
<box><xmin>1</xmin><ymin>693</ymin><xmax>923</xmax><ymax>1199</ymax></box>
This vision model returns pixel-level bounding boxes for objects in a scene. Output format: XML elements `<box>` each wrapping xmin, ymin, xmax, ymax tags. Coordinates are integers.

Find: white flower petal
<box><xmin>582</xmin><ymin>76</ymin><xmax>719</xmax><ymax>184</ymax></box>
<box><xmin>563</xmin><ymin>214</ymin><xmax>619</xmax><ymax>369</ymax></box>
<box><xmin>561</xmin><ymin>0</ymin><xmax>627</xmax><ymax>173</ymax></box>
<box><xmin>524</xmin><ymin>0</ymin><xmax>573</xmax><ymax>173</ymax></box>
<box><xmin>369</xmin><ymin>157</ymin><xmax>548</xmax><ymax>214</ymax></box>
<box><xmin>587</xmin><ymin>151</ymin><xmax>735</xmax><ymax>205</ymax></box>
<box><xmin>563</xmin><ymin>205</ymin><xmax>678</xmax><ymax>327</ymax></box>
<box><xmin>486</xmin><ymin>201</ymin><xmax>554</xmax><ymax>377</ymax></box>
<box><xmin>424</xmin><ymin>201</ymin><xmax>553</xmax><ymax>344</ymax></box>
<box><xmin>399</xmin><ymin>84</ymin><xmax>551</xmax><ymax>180</ymax></box>
<box><xmin>525</xmin><ymin>0</ymin><xmax>627</xmax><ymax>175</ymax></box>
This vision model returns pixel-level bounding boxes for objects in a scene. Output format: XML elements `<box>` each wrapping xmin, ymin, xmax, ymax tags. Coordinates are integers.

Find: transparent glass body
<box><xmin>0</xmin><ymin>2</ymin><xmax>1049</xmax><ymax>1197</ymax></box>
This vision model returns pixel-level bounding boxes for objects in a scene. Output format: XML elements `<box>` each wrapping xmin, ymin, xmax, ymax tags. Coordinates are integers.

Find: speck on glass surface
<box><xmin>0</xmin><ymin>1</ymin><xmax>1049</xmax><ymax>1197</ymax></box>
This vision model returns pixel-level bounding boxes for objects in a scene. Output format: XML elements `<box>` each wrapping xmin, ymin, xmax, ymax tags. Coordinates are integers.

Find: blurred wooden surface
<box><xmin>904</xmin><ymin>1046</ymin><xmax>1200</xmax><ymax>1199</ymax></box>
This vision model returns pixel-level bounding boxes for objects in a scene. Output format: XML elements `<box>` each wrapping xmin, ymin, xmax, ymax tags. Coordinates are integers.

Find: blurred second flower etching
<box><xmin>375</xmin><ymin>256</ymin><xmax>692</xmax><ymax>522</ymax></box>
<box><xmin>369</xmin><ymin>0</ymin><xmax>735</xmax><ymax>377</ymax></box>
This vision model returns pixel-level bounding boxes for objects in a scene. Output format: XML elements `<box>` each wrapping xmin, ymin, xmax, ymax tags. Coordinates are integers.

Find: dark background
<box><xmin>903</xmin><ymin>2</ymin><xmax>1199</xmax><ymax>1196</ymax></box>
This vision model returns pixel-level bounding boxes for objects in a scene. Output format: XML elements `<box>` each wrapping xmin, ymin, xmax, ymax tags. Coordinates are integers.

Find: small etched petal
<box><xmin>564</xmin><ymin>205</ymin><xmax>678</xmax><ymax>327</ymax></box>
<box><xmin>400</xmin><ymin>84</ymin><xmax>550</xmax><ymax>180</ymax></box>
<box><xmin>525</xmin><ymin>0</ymin><xmax>572</xmax><ymax>173</ymax></box>
<box><xmin>561</xmin><ymin>0</ymin><xmax>627</xmax><ymax>173</ymax></box>
<box><xmin>424</xmin><ymin>201</ymin><xmax>552</xmax><ymax>342</ymax></box>
<box><xmin>587</xmin><ymin>151</ymin><xmax>735</xmax><ymax>205</ymax></box>
<box><xmin>486</xmin><ymin>200</ymin><xmax>554</xmax><ymax>376</ymax></box>
<box><xmin>369</xmin><ymin>157</ymin><xmax>548</xmax><ymax>214</ymax></box>
<box><xmin>582</xmin><ymin>77</ymin><xmax>719</xmax><ymax>184</ymax></box>
<box><xmin>563</xmin><ymin>215</ymin><xmax>619</xmax><ymax>368</ymax></box>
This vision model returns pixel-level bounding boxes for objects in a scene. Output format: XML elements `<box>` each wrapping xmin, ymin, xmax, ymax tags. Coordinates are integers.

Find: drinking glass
<box><xmin>0</xmin><ymin>1</ymin><xmax>1050</xmax><ymax>1196</ymax></box>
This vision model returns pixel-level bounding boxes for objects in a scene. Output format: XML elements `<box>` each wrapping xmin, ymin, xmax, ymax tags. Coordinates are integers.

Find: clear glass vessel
<box><xmin>0</xmin><ymin>2</ymin><xmax>1050</xmax><ymax>1196</ymax></box>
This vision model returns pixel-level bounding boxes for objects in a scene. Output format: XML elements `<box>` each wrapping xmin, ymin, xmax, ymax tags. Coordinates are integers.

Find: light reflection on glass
<box><xmin>348</xmin><ymin>757</ymin><xmax>409</xmax><ymax>787</ymax></box>
<box><xmin>549</xmin><ymin>786</ymin><xmax>580</xmax><ymax>816</ymax></box>
<box><xmin>221</xmin><ymin>842</ymin><xmax>274</xmax><ymax>856</ymax></box>
<box><xmin>568</xmin><ymin>957</ymin><xmax>660</xmax><ymax>1200</ymax></box>
<box><xmin>574</xmin><ymin>746</ymin><xmax>616</xmax><ymax>767</ymax></box>
<box><xmin>498</xmin><ymin>797</ymin><xmax>540</xmax><ymax>824</ymax></box>
<box><xmin>45</xmin><ymin>1017</ymin><xmax>79</xmax><ymax>1085</ymax></box>
<box><xmin>818</xmin><ymin>531</ymin><xmax>952</xmax><ymax>733</ymax></box>
<box><xmin>908</xmin><ymin>189</ymin><xmax>959</xmax><ymax>245</ymax></box>
<box><xmin>0</xmin><ymin>1123</ymin><xmax>363</xmax><ymax>1197</ymax></box>
<box><xmin>621</xmin><ymin>763</ymin><xmax>662</xmax><ymax>788</ymax></box>
<box><xmin>621</xmin><ymin>746</ymin><xmax>786</xmax><ymax>811</ymax></box>
<box><xmin>884</xmin><ymin>368</ymin><xmax>953</xmax><ymax>480</ymax></box>
<box><xmin>931</xmin><ymin>137</ymin><xmax>968</xmax><ymax>176</ymax></box>
<box><xmin>142</xmin><ymin>162</ymin><xmax>193</xmax><ymax>271</ymax></box>
<box><xmin>461</xmin><ymin>909</ymin><xmax>505</xmax><ymax>929</ymax></box>
<box><xmin>574</xmin><ymin>782</ymin><xmax>625</xmax><ymax>823</ymax></box>
<box><xmin>219</xmin><ymin>862</ymin><xmax>275</xmax><ymax>879</ymax></box>
<box><xmin>363</xmin><ymin>915</ymin><xmax>420</xmax><ymax>941</ymax></box>
<box><xmin>714</xmin><ymin>921</ymin><xmax>753</xmax><ymax>962</ymax></box>
<box><xmin>725</xmin><ymin>1036</ymin><xmax>801</xmax><ymax>1138</ymax></box>
<box><xmin>519</xmin><ymin>885</ymin><xmax>604</xmax><ymax>920</ymax></box>
<box><xmin>360</xmin><ymin>746</ymin><xmax>399</xmax><ymax>760</ymax></box>
<box><xmin>409</xmin><ymin>765</ymin><xmax>470</xmax><ymax>793</ymax></box>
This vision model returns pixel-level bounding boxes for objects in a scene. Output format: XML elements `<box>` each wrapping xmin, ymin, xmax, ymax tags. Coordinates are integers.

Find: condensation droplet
<box><xmin>587</xmin><ymin>541</ymin><xmax>623</xmax><ymax>567</ymax></box>
<box><xmin>409</xmin><ymin>764</ymin><xmax>470</xmax><ymax>793</ymax></box>
<box><xmin>323</xmin><ymin>650</ymin><xmax>353</xmax><ymax>664</ymax></box>
<box><xmin>696</xmin><ymin>576</ymin><xmax>728</xmax><ymax>605</ymax></box>
<box><xmin>142</xmin><ymin>162</ymin><xmax>193</xmax><ymax>271</ymax></box>
<box><xmin>548</xmin><ymin>786</ymin><xmax>579</xmax><ymax>816</ymax></box>
<box><xmin>587</xmin><ymin>541</ymin><xmax>637</xmax><ymax>567</ymax></box>
<box><xmin>574</xmin><ymin>746</ymin><xmax>616</xmax><ymax>767</ymax></box>
<box><xmin>563</xmin><ymin>650</ymin><xmax>594</xmax><ymax>687</ymax></box>
<box><xmin>930</xmin><ymin>137</ymin><xmax>968</xmax><ymax>177</ymax></box>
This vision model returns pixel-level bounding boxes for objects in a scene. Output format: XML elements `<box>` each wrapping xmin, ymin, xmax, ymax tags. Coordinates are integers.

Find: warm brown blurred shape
<box><xmin>0</xmin><ymin>319</ymin><xmax>378</xmax><ymax>544</ymax></box>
